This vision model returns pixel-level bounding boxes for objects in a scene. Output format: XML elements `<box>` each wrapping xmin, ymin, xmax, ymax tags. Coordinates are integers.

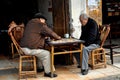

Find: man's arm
<box><xmin>41</xmin><ymin>24</ymin><xmax>61</xmax><ymax>40</ymax></box>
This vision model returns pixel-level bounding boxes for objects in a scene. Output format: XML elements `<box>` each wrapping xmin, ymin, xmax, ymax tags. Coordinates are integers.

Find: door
<box><xmin>52</xmin><ymin>0</ymin><xmax>69</xmax><ymax>37</ymax></box>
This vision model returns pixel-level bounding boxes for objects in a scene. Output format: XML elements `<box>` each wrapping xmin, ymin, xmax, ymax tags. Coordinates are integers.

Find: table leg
<box><xmin>51</xmin><ymin>46</ymin><xmax>54</xmax><ymax>77</ymax></box>
<box><xmin>80</xmin><ymin>43</ymin><xmax>83</xmax><ymax>67</ymax></box>
<box><xmin>69</xmin><ymin>46</ymin><xmax>73</xmax><ymax>64</ymax></box>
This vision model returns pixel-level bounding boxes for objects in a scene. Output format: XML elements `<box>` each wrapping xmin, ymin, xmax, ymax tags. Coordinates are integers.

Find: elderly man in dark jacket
<box><xmin>74</xmin><ymin>13</ymin><xmax>100</xmax><ymax>75</ymax></box>
<box><xmin>20</xmin><ymin>13</ymin><xmax>61</xmax><ymax>77</ymax></box>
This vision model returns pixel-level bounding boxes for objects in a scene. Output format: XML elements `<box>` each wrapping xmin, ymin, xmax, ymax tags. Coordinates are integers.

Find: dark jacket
<box><xmin>20</xmin><ymin>18</ymin><xmax>60</xmax><ymax>49</ymax></box>
<box><xmin>80</xmin><ymin>18</ymin><xmax>100</xmax><ymax>46</ymax></box>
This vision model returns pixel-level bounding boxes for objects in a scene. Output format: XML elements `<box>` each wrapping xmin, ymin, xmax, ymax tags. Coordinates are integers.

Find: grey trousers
<box><xmin>21</xmin><ymin>48</ymin><xmax>54</xmax><ymax>73</ymax></box>
<box><xmin>74</xmin><ymin>44</ymin><xmax>100</xmax><ymax>70</ymax></box>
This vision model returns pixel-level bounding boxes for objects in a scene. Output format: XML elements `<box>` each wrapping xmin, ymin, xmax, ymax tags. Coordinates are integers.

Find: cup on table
<box><xmin>64</xmin><ymin>33</ymin><xmax>69</xmax><ymax>38</ymax></box>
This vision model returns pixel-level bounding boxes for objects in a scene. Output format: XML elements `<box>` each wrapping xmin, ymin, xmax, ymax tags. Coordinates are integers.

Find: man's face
<box><xmin>79</xmin><ymin>17</ymin><xmax>88</xmax><ymax>26</ymax></box>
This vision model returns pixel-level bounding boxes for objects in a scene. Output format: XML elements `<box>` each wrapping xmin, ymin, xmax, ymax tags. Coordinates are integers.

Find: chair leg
<box><xmin>33</xmin><ymin>56</ymin><xmax>37</xmax><ymax>77</ymax></box>
<box><xmin>103</xmin><ymin>51</ymin><xmax>107</xmax><ymax>68</ymax></box>
<box><xmin>19</xmin><ymin>56</ymin><xmax>37</xmax><ymax>79</ymax></box>
<box><xmin>91</xmin><ymin>51</ymin><xmax>95</xmax><ymax>69</ymax></box>
<box><xmin>11</xmin><ymin>43</ymin><xmax>14</xmax><ymax>58</ymax></box>
<box><xmin>90</xmin><ymin>49</ymin><xmax>107</xmax><ymax>69</ymax></box>
<box><xmin>19</xmin><ymin>56</ymin><xmax>22</xmax><ymax>79</ymax></box>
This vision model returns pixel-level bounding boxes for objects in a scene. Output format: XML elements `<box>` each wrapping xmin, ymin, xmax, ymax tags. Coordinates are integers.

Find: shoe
<box><xmin>37</xmin><ymin>68</ymin><xmax>44</xmax><ymax>72</ymax></box>
<box><xmin>44</xmin><ymin>72</ymin><xmax>57</xmax><ymax>78</ymax></box>
<box><xmin>81</xmin><ymin>69</ymin><xmax>89</xmax><ymax>75</ymax></box>
<box><xmin>77</xmin><ymin>65</ymin><xmax>81</xmax><ymax>68</ymax></box>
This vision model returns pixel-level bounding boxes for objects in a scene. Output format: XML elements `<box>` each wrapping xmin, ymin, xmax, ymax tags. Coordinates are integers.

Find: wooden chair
<box><xmin>89</xmin><ymin>24</ymin><xmax>110</xmax><ymax>69</ymax></box>
<box><xmin>8</xmin><ymin>21</ymin><xmax>37</xmax><ymax>79</ymax></box>
<box><xmin>103</xmin><ymin>24</ymin><xmax>120</xmax><ymax>64</ymax></box>
<box><xmin>8</xmin><ymin>21</ymin><xmax>24</xmax><ymax>58</ymax></box>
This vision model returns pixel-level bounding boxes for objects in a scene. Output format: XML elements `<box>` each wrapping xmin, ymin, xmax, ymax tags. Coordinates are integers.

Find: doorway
<box><xmin>52</xmin><ymin>0</ymin><xmax>70</xmax><ymax>37</ymax></box>
<box><xmin>0</xmin><ymin>0</ymin><xmax>38</xmax><ymax>56</ymax></box>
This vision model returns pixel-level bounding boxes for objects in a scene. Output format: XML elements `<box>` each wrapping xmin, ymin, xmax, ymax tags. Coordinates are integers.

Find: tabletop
<box><xmin>47</xmin><ymin>38</ymin><xmax>85</xmax><ymax>46</ymax></box>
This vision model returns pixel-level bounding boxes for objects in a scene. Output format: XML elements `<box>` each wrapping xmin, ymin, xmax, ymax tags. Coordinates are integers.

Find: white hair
<box><xmin>79</xmin><ymin>13</ymin><xmax>88</xmax><ymax>20</ymax></box>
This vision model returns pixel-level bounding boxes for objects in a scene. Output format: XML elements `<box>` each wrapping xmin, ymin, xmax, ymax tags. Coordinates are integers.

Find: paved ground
<box><xmin>0</xmin><ymin>38</ymin><xmax>120</xmax><ymax>80</ymax></box>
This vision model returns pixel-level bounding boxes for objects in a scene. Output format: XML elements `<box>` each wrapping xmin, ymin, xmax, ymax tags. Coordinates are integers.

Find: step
<box><xmin>106</xmin><ymin>53</ymin><xmax>120</xmax><ymax>64</ymax></box>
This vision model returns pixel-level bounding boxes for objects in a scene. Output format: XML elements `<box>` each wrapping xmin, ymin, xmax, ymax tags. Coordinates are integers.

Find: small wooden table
<box><xmin>47</xmin><ymin>38</ymin><xmax>85</xmax><ymax>77</ymax></box>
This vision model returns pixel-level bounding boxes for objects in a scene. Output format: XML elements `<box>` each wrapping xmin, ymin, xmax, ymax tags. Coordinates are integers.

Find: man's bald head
<box><xmin>79</xmin><ymin>13</ymin><xmax>89</xmax><ymax>26</ymax></box>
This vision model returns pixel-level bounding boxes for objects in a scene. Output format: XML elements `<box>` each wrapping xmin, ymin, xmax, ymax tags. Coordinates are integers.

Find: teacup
<box><xmin>64</xmin><ymin>33</ymin><xmax>69</xmax><ymax>38</ymax></box>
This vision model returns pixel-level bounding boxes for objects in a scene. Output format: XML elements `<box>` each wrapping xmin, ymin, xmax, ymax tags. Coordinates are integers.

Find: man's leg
<box><xmin>81</xmin><ymin>44</ymin><xmax>99</xmax><ymax>75</ymax></box>
<box><xmin>34</xmin><ymin>49</ymin><xmax>57</xmax><ymax>77</ymax></box>
<box><xmin>21</xmin><ymin>48</ymin><xmax>57</xmax><ymax>77</ymax></box>
<box><xmin>35</xmin><ymin>49</ymin><xmax>51</xmax><ymax>73</ymax></box>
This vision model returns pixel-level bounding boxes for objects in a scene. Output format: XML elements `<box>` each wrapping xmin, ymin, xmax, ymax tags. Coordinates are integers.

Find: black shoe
<box><xmin>37</xmin><ymin>68</ymin><xmax>44</xmax><ymax>72</ymax></box>
<box><xmin>81</xmin><ymin>69</ymin><xmax>89</xmax><ymax>75</ymax></box>
<box><xmin>77</xmin><ymin>65</ymin><xmax>81</xmax><ymax>68</ymax></box>
<box><xmin>44</xmin><ymin>72</ymin><xmax>57</xmax><ymax>78</ymax></box>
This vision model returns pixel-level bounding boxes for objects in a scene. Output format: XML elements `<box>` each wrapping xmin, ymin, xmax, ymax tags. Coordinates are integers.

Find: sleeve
<box><xmin>41</xmin><ymin>24</ymin><xmax>61</xmax><ymax>40</ymax></box>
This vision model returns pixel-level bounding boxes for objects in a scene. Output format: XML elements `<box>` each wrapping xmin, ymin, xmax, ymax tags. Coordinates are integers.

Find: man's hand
<box><xmin>58</xmin><ymin>36</ymin><xmax>62</xmax><ymax>40</ymax></box>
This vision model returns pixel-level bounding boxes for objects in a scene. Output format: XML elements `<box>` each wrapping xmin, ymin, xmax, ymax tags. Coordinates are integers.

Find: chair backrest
<box><xmin>100</xmin><ymin>24</ymin><xmax>110</xmax><ymax>47</ymax></box>
<box><xmin>8</xmin><ymin>21</ymin><xmax>25</xmax><ymax>56</ymax></box>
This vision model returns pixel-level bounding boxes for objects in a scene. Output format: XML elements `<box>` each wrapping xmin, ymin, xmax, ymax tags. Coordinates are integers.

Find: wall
<box><xmin>37</xmin><ymin>0</ymin><xmax>53</xmax><ymax>27</ymax></box>
<box><xmin>86</xmin><ymin>0</ymin><xmax>102</xmax><ymax>25</ymax></box>
<box><xmin>37</xmin><ymin>0</ymin><xmax>87</xmax><ymax>38</ymax></box>
<box><xmin>70</xmin><ymin>0</ymin><xmax>86</xmax><ymax>39</ymax></box>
